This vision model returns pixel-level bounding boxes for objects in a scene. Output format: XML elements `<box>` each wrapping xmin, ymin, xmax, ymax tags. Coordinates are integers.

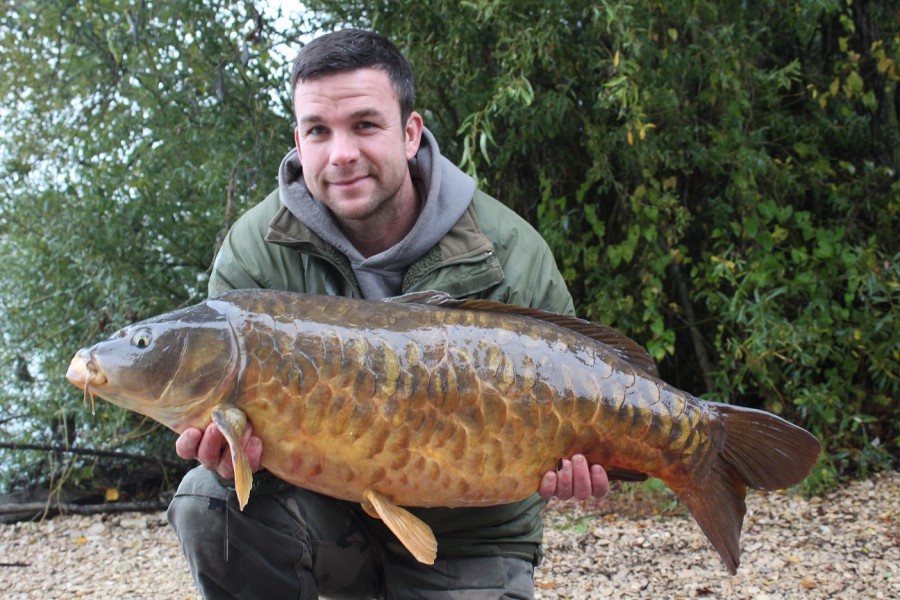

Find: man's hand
<box><xmin>538</xmin><ymin>454</ymin><xmax>609</xmax><ymax>501</ymax></box>
<box><xmin>175</xmin><ymin>422</ymin><xmax>263</xmax><ymax>480</ymax></box>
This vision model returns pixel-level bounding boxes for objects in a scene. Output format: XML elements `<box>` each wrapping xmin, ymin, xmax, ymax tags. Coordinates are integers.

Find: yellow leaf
<box><xmin>105</xmin><ymin>487</ymin><xmax>120</xmax><ymax>502</ymax></box>
<box><xmin>74</xmin><ymin>537</ymin><xmax>89</xmax><ymax>545</ymax></box>
<box><xmin>613</xmin><ymin>50</ymin><xmax>621</xmax><ymax>68</ymax></box>
<box><xmin>627</xmin><ymin>130</ymin><xmax>634</xmax><ymax>146</ymax></box>
<box><xmin>829</xmin><ymin>77</ymin><xmax>841</xmax><ymax>96</ymax></box>
<box><xmin>639</xmin><ymin>123</ymin><xmax>656</xmax><ymax>140</ymax></box>
<box><xmin>711</xmin><ymin>255</ymin><xmax>737</xmax><ymax>270</ymax></box>
<box><xmin>772</xmin><ymin>225</ymin><xmax>788</xmax><ymax>243</ymax></box>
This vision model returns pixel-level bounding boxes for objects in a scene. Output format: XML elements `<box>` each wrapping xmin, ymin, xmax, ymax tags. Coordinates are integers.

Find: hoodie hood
<box><xmin>277</xmin><ymin>128</ymin><xmax>475</xmax><ymax>299</ymax></box>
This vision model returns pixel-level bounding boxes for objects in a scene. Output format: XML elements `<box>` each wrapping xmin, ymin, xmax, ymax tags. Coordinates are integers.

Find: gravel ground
<box><xmin>1</xmin><ymin>471</ymin><xmax>896</xmax><ymax>599</ymax></box>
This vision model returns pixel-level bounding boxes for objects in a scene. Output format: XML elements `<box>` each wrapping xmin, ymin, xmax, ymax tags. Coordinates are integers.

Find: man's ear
<box><xmin>404</xmin><ymin>112</ymin><xmax>424</xmax><ymax>160</ymax></box>
<box><xmin>293</xmin><ymin>127</ymin><xmax>302</xmax><ymax>162</ymax></box>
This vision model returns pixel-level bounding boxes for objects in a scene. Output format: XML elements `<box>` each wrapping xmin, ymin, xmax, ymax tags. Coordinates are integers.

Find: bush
<box><xmin>2</xmin><ymin>1</ymin><xmax>896</xmax><ymax>496</ymax></box>
<box><xmin>316</xmin><ymin>0</ymin><xmax>899</xmax><ymax>491</ymax></box>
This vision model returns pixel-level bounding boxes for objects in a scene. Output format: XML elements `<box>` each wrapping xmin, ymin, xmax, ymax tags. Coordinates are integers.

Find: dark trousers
<box><xmin>167</xmin><ymin>467</ymin><xmax>536</xmax><ymax>599</ymax></box>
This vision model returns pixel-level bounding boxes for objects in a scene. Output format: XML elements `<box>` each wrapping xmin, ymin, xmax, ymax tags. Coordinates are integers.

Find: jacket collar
<box><xmin>265</xmin><ymin>195</ymin><xmax>502</xmax><ymax>296</ymax></box>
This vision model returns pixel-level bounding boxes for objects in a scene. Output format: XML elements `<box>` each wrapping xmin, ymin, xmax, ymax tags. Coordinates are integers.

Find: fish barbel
<box><xmin>65</xmin><ymin>289</ymin><xmax>820</xmax><ymax>572</ymax></box>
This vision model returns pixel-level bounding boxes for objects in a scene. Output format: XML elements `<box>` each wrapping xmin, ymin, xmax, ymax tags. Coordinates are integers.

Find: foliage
<box><xmin>0</xmin><ymin>0</ymin><xmax>305</xmax><ymax>493</ymax></box>
<box><xmin>1</xmin><ymin>0</ymin><xmax>897</xmax><ymax>495</ymax></box>
<box><xmin>309</xmin><ymin>0</ymin><xmax>899</xmax><ymax>491</ymax></box>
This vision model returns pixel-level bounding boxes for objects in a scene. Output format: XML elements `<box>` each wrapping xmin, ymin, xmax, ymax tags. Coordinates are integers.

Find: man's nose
<box><xmin>330</xmin><ymin>131</ymin><xmax>360</xmax><ymax>165</ymax></box>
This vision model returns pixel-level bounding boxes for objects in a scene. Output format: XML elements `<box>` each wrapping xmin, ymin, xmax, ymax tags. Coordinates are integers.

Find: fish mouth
<box><xmin>66</xmin><ymin>349</ymin><xmax>108</xmax><ymax>414</ymax></box>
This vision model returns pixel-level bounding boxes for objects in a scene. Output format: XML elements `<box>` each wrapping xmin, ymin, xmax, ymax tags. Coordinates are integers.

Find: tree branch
<box><xmin>0</xmin><ymin>500</ymin><xmax>168</xmax><ymax>519</ymax></box>
<box><xmin>0</xmin><ymin>442</ymin><xmax>183</xmax><ymax>470</ymax></box>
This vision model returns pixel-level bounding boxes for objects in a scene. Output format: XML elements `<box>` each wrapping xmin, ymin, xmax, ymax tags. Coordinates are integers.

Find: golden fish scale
<box><xmin>229</xmin><ymin>294</ymin><xmax>716</xmax><ymax>507</ymax></box>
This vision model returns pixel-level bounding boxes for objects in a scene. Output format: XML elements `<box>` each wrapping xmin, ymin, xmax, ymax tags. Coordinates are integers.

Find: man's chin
<box><xmin>325</xmin><ymin>196</ymin><xmax>382</xmax><ymax>222</ymax></box>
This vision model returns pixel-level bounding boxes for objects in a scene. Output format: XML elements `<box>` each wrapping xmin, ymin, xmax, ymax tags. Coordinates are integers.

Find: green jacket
<box><xmin>209</xmin><ymin>187</ymin><xmax>575</xmax><ymax>565</ymax></box>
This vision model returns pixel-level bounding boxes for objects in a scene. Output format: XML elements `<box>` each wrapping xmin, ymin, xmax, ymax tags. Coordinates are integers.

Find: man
<box><xmin>168</xmin><ymin>29</ymin><xmax>608</xmax><ymax>599</ymax></box>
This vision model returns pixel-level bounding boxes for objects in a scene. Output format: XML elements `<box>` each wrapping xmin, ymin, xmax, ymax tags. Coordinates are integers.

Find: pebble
<box><xmin>119</xmin><ymin>517</ymin><xmax>148</xmax><ymax>529</ymax></box>
<box><xmin>0</xmin><ymin>472</ymin><xmax>896</xmax><ymax>599</ymax></box>
<box><xmin>538</xmin><ymin>471</ymin><xmax>898</xmax><ymax>599</ymax></box>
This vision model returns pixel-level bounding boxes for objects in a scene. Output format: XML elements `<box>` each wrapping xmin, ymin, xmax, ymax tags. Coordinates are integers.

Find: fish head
<box><xmin>66</xmin><ymin>302</ymin><xmax>240</xmax><ymax>432</ymax></box>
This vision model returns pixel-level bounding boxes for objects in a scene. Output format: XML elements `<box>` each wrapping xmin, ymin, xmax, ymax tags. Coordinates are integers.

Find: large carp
<box><xmin>66</xmin><ymin>289</ymin><xmax>820</xmax><ymax>573</ymax></box>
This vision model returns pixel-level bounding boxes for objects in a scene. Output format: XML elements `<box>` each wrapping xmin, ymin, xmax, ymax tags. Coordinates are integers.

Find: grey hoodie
<box><xmin>278</xmin><ymin>128</ymin><xmax>475</xmax><ymax>299</ymax></box>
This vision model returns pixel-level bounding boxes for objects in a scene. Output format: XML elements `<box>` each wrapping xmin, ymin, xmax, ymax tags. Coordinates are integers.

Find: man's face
<box><xmin>293</xmin><ymin>68</ymin><xmax>423</xmax><ymax>223</ymax></box>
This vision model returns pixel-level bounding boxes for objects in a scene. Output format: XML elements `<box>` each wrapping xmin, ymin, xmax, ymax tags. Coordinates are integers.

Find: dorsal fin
<box><xmin>387</xmin><ymin>291</ymin><xmax>658</xmax><ymax>376</ymax></box>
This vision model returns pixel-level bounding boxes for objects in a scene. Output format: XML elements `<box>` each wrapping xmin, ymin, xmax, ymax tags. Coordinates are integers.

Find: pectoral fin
<box><xmin>211</xmin><ymin>406</ymin><xmax>253</xmax><ymax>511</ymax></box>
<box><xmin>362</xmin><ymin>489</ymin><xmax>437</xmax><ymax>565</ymax></box>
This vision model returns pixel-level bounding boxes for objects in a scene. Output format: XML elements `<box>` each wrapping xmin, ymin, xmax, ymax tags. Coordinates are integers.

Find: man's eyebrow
<box><xmin>348</xmin><ymin>108</ymin><xmax>386</xmax><ymax>121</ymax></box>
<box><xmin>299</xmin><ymin>114</ymin><xmax>324</xmax><ymax>125</ymax></box>
<box><xmin>298</xmin><ymin>108</ymin><xmax>386</xmax><ymax>125</ymax></box>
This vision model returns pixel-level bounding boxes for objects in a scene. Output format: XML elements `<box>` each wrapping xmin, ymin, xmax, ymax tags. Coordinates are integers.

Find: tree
<box><xmin>306</xmin><ymin>0</ymin><xmax>899</xmax><ymax>489</ymax></box>
<box><xmin>0</xmin><ymin>0</ymin><xmax>308</xmax><ymax>494</ymax></box>
<box><xmin>1</xmin><ymin>0</ymin><xmax>896</xmax><ymax>496</ymax></box>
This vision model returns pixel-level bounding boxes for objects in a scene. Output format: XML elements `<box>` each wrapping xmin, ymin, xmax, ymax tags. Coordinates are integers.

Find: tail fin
<box><xmin>676</xmin><ymin>404</ymin><xmax>821</xmax><ymax>574</ymax></box>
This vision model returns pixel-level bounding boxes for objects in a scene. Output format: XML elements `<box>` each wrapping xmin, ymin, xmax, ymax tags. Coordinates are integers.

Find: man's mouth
<box><xmin>330</xmin><ymin>176</ymin><xmax>367</xmax><ymax>186</ymax></box>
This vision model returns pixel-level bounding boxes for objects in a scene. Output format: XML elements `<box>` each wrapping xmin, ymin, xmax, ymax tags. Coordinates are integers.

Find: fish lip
<box><xmin>66</xmin><ymin>350</ymin><xmax>108</xmax><ymax>389</ymax></box>
<box><xmin>67</xmin><ymin>349</ymin><xmax>107</xmax><ymax>415</ymax></box>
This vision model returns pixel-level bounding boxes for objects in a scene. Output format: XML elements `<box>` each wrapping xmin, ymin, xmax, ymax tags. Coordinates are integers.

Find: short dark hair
<box><xmin>290</xmin><ymin>29</ymin><xmax>416</xmax><ymax>125</ymax></box>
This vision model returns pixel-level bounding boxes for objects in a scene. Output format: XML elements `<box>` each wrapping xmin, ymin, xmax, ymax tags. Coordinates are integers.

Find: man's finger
<box><xmin>246</xmin><ymin>436</ymin><xmax>263</xmax><ymax>472</ymax></box>
<box><xmin>538</xmin><ymin>470</ymin><xmax>558</xmax><ymax>500</ymax></box>
<box><xmin>571</xmin><ymin>455</ymin><xmax>592</xmax><ymax>500</ymax></box>
<box><xmin>591</xmin><ymin>464</ymin><xmax>610</xmax><ymax>499</ymax></box>
<box><xmin>555</xmin><ymin>459</ymin><xmax>574</xmax><ymax>501</ymax></box>
<box><xmin>197</xmin><ymin>423</ymin><xmax>227</xmax><ymax>472</ymax></box>
<box><xmin>174</xmin><ymin>427</ymin><xmax>202</xmax><ymax>461</ymax></box>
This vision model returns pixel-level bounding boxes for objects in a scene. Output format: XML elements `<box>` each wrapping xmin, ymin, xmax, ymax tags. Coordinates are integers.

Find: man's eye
<box><xmin>307</xmin><ymin>126</ymin><xmax>327</xmax><ymax>136</ymax></box>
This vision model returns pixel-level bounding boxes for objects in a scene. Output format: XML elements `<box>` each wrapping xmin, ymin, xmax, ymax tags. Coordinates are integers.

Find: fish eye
<box><xmin>131</xmin><ymin>331</ymin><xmax>152</xmax><ymax>349</ymax></box>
